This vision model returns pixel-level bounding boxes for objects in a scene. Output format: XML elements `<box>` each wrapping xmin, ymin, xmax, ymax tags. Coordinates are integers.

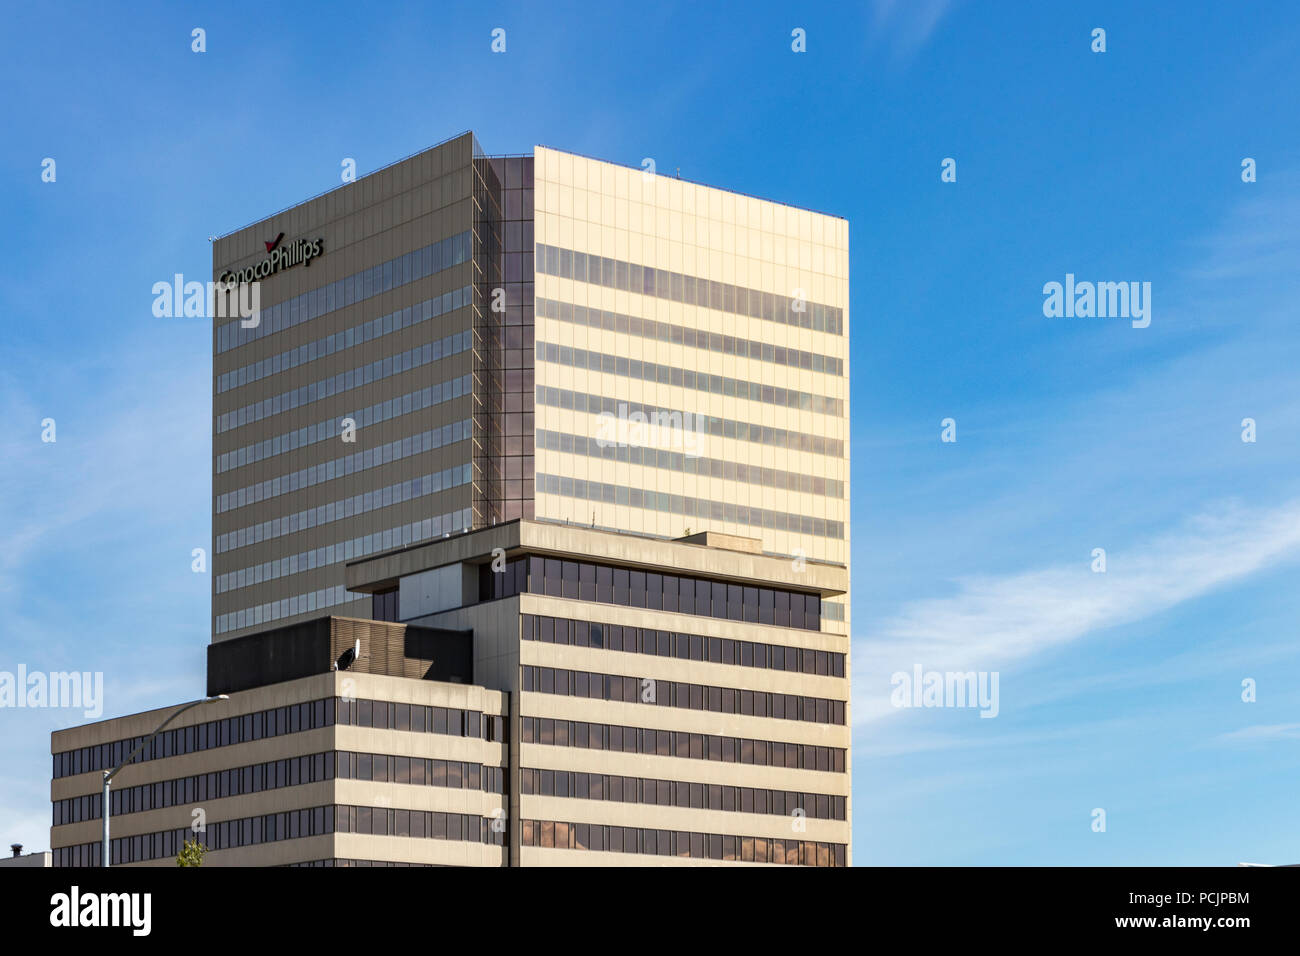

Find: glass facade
<box><xmin>212</xmin><ymin>133</ymin><xmax>483</xmax><ymax>642</ymax></box>
<box><xmin>477</xmin><ymin>555</ymin><xmax>823</xmax><ymax>630</ymax></box>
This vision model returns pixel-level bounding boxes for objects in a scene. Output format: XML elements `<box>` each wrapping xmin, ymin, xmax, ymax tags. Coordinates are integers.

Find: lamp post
<box><xmin>101</xmin><ymin>695</ymin><xmax>228</xmax><ymax>868</ymax></box>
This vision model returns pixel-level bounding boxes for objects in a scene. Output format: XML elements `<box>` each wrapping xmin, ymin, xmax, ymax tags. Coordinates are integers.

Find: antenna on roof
<box><xmin>334</xmin><ymin>639</ymin><xmax>361</xmax><ymax>671</ymax></box>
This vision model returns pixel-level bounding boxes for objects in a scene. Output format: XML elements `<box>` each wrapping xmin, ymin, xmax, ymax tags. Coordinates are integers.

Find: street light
<box><xmin>101</xmin><ymin>695</ymin><xmax>228</xmax><ymax>868</ymax></box>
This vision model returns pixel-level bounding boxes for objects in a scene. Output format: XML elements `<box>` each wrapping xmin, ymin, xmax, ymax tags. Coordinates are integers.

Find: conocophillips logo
<box><xmin>219</xmin><ymin>232</ymin><xmax>323</xmax><ymax>285</ymax></box>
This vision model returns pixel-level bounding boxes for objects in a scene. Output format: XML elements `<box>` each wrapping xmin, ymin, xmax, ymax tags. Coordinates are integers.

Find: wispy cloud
<box><xmin>869</xmin><ymin>0</ymin><xmax>959</xmax><ymax>60</ymax></box>
<box><xmin>0</xmin><ymin>334</ymin><xmax>210</xmax><ymax>650</ymax></box>
<box><xmin>854</xmin><ymin>498</ymin><xmax>1300</xmax><ymax>726</ymax></box>
<box><xmin>1211</xmin><ymin>723</ymin><xmax>1300</xmax><ymax>745</ymax></box>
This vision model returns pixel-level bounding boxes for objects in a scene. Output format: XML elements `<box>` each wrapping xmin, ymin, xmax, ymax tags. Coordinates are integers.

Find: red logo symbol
<box><xmin>264</xmin><ymin>232</ymin><xmax>285</xmax><ymax>253</ymax></box>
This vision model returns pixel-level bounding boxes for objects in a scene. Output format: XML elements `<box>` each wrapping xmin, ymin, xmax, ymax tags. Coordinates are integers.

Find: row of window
<box><xmin>522</xmin><ymin>818</ymin><xmax>845</xmax><ymax>867</ymax></box>
<box><xmin>218</xmin><ymin>286</ymin><xmax>472</xmax><ymax>394</ymax></box>
<box><xmin>217</xmin><ymin>418</ymin><xmax>471</xmax><ymax>515</ymax></box>
<box><xmin>55</xmin><ymin>698</ymin><xmax>336</xmax><ymax>779</ymax></box>
<box><xmin>522</xmin><ymin>665</ymin><xmax>846</xmax><ymax>726</ymax></box>
<box><xmin>216</xmin><ymin>230</ymin><xmax>472</xmax><ymax>353</ymax></box>
<box><xmin>536</xmin><ymin>428</ymin><xmax>845</xmax><ymax>499</ymax></box>
<box><xmin>498</xmin><ymin>556</ymin><xmax>825</xmax><ymax>631</ymax></box>
<box><xmin>52</xmin><ymin>750</ymin><xmax>507</xmax><ymax>827</ymax></box>
<box><xmin>216</xmin><ymin>372</ymin><xmax>471</xmax><ymax>475</ymax></box>
<box><xmin>520</xmin><ymin>716</ymin><xmax>846</xmax><ymax>773</ymax></box>
<box><xmin>217</xmin><ymin>583</ymin><xmax>357</xmax><ymax>634</ymax></box>
<box><xmin>218</xmin><ymin>493</ymin><xmax>469</xmax><ymax>603</ymax></box>
<box><xmin>520</xmin><ymin>767</ymin><xmax>845</xmax><ymax>820</ymax></box>
<box><xmin>522</xmin><ymin>613</ymin><xmax>845</xmax><ymax>676</ymax></box>
<box><xmin>534</xmin><ymin>242</ymin><xmax>844</xmax><ymax>336</ymax></box>
<box><xmin>54</xmin><ymin>698</ymin><xmax>503</xmax><ymax>779</ymax></box>
<box><xmin>56</xmin><ymin>804</ymin><xmax>336</xmax><ymax>867</ymax></box>
<box><xmin>217</xmin><ymin>462</ymin><xmax>471</xmax><ymax>562</ymax></box>
<box><xmin>338</xmin><ymin>752</ymin><xmax>506</xmax><ymax>795</ymax></box>
<box><xmin>212</xmin><ymin>505</ymin><xmax>471</xmax><ymax>634</ymax></box>
<box><xmin>536</xmin><ymin>385</ymin><xmax>845</xmax><ymax>459</ymax></box>
<box><xmin>289</xmin><ymin>859</ymin><xmax>437</xmax><ymax>867</ymax></box>
<box><xmin>336</xmin><ymin>804</ymin><xmax>505</xmax><ymax>846</ymax></box>
<box><xmin>536</xmin><ymin>340</ymin><xmax>844</xmax><ymax>417</ymax></box>
<box><xmin>56</xmin><ymin>802</ymin><xmax>504</xmax><ymax>867</ymax></box>
<box><xmin>537</xmin><ymin>472</ymin><xmax>846</xmax><ymax>541</ymax></box>
<box><xmin>56</xmin><ymin>752</ymin><xmax>334</xmax><ymax>826</ymax></box>
<box><xmin>335</xmin><ymin>698</ymin><xmax>507</xmax><ymax>743</ymax></box>
<box><xmin>536</xmin><ymin>296</ymin><xmax>843</xmax><ymax>377</ymax></box>
<box><xmin>218</xmin><ymin>329</ymin><xmax>471</xmax><ymax>434</ymax></box>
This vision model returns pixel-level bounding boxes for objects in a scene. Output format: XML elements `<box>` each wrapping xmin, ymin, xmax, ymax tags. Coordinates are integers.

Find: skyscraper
<box><xmin>50</xmin><ymin>132</ymin><xmax>851</xmax><ymax>866</ymax></box>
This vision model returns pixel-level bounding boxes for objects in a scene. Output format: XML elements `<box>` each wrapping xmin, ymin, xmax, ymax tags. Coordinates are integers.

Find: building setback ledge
<box><xmin>344</xmin><ymin>519</ymin><xmax>847</xmax><ymax>597</ymax></box>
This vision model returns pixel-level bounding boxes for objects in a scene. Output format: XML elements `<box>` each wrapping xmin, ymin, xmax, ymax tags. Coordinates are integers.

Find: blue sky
<box><xmin>2</xmin><ymin>0</ymin><xmax>1298</xmax><ymax>864</ymax></box>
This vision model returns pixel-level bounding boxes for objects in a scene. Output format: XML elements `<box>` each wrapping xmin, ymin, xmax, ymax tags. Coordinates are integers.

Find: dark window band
<box><xmin>522</xmin><ymin>817</ymin><xmax>845</xmax><ymax>867</ymax></box>
<box><xmin>521</xmin><ymin>767</ymin><xmax>845</xmax><ymax>820</ymax></box>
<box><xmin>522</xmin><ymin>613</ymin><xmax>845</xmax><ymax>676</ymax></box>
<box><xmin>523</xmin><ymin>664</ymin><xmax>845</xmax><ymax>726</ymax></box>
<box><xmin>481</xmin><ymin>557</ymin><xmax>825</xmax><ymax>631</ymax></box>
<box><xmin>520</xmin><ymin>716</ymin><xmax>846</xmax><ymax>773</ymax></box>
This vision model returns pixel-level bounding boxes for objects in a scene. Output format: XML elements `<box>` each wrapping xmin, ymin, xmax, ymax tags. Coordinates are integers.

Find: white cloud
<box><xmin>870</xmin><ymin>0</ymin><xmax>958</xmax><ymax>59</ymax></box>
<box><xmin>1211</xmin><ymin>723</ymin><xmax>1300</xmax><ymax>745</ymax></box>
<box><xmin>854</xmin><ymin>499</ymin><xmax>1300</xmax><ymax>726</ymax></box>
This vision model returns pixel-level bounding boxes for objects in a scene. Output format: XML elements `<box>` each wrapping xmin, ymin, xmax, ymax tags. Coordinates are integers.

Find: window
<box><xmin>711</xmin><ymin>582</ymin><xmax>727</xmax><ymax>619</ymax></box>
<box><xmin>645</xmin><ymin>573</ymin><xmax>662</xmax><ymax>610</ymax></box>
<box><xmin>727</xmin><ymin>584</ymin><xmax>743</xmax><ymax>621</ymax></box>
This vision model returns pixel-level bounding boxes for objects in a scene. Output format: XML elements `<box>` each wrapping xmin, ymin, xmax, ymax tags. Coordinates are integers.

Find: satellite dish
<box><xmin>335</xmin><ymin>638</ymin><xmax>360</xmax><ymax>671</ymax></box>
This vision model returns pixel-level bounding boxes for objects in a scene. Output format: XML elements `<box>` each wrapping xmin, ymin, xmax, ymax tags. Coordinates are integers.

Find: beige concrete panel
<box><xmin>334</xmin><ymin>833</ymin><xmax>505</xmax><ymax>867</ymax></box>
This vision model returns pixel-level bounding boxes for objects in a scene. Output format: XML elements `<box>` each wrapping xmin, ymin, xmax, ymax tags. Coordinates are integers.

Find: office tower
<box><xmin>50</xmin><ymin>132</ymin><xmax>850</xmax><ymax>866</ymax></box>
